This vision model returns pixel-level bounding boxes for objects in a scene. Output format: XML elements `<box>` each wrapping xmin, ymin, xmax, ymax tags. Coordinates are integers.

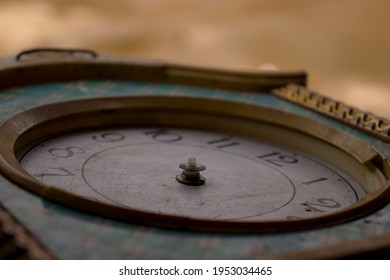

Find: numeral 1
<box><xmin>301</xmin><ymin>177</ymin><xmax>328</xmax><ymax>186</ymax></box>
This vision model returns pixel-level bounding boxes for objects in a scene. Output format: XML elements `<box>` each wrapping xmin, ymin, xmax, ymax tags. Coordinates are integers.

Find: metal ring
<box><xmin>16</xmin><ymin>48</ymin><xmax>98</xmax><ymax>60</ymax></box>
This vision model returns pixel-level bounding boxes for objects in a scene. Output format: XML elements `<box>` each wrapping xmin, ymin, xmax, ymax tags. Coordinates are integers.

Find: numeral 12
<box><xmin>257</xmin><ymin>152</ymin><xmax>298</xmax><ymax>167</ymax></box>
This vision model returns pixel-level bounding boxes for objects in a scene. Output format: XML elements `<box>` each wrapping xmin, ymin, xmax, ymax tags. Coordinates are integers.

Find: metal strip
<box><xmin>273</xmin><ymin>84</ymin><xmax>390</xmax><ymax>143</ymax></box>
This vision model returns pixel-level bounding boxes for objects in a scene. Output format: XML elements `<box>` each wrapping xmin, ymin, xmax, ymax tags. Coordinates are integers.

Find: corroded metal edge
<box><xmin>0</xmin><ymin>202</ymin><xmax>54</xmax><ymax>259</ymax></box>
<box><xmin>272</xmin><ymin>84</ymin><xmax>390</xmax><ymax>143</ymax></box>
<box><xmin>272</xmin><ymin>231</ymin><xmax>390</xmax><ymax>259</ymax></box>
<box><xmin>0</xmin><ymin>48</ymin><xmax>306</xmax><ymax>92</ymax></box>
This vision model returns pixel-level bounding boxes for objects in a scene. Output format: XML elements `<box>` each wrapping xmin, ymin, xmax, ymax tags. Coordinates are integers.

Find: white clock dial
<box><xmin>19</xmin><ymin>127</ymin><xmax>365</xmax><ymax>222</ymax></box>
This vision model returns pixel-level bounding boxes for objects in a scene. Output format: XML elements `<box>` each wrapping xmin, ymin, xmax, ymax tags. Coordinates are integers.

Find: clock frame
<box><xmin>1</xmin><ymin>48</ymin><xmax>390</xmax><ymax>259</ymax></box>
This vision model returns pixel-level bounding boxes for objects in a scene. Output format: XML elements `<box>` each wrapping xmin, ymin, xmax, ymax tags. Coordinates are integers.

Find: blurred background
<box><xmin>1</xmin><ymin>0</ymin><xmax>389</xmax><ymax>117</ymax></box>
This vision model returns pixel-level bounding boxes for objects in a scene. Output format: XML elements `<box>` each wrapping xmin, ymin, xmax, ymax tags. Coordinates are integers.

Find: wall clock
<box><xmin>0</xmin><ymin>48</ymin><xmax>389</xmax><ymax>259</ymax></box>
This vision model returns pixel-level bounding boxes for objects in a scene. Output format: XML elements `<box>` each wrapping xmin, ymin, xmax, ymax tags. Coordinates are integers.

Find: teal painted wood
<box><xmin>0</xmin><ymin>81</ymin><xmax>389</xmax><ymax>259</ymax></box>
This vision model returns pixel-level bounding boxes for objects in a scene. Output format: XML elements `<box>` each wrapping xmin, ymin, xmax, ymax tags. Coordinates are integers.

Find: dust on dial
<box><xmin>18</xmin><ymin>127</ymin><xmax>365</xmax><ymax>222</ymax></box>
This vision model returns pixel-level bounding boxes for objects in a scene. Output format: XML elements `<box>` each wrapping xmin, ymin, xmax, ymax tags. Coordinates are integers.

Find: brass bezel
<box><xmin>0</xmin><ymin>95</ymin><xmax>389</xmax><ymax>233</ymax></box>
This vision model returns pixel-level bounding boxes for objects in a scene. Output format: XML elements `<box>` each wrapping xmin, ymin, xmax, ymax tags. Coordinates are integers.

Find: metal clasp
<box><xmin>16</xmin><ymin>48</ymin><xmax>98</xmax><ymax>61</ymax></box>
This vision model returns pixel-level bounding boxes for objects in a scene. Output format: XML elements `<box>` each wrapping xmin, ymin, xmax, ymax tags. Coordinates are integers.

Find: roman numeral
<box><xmin>207</xmin><ymin>136</ymin><xmax>240</xmax><ymax>149</ymax></box>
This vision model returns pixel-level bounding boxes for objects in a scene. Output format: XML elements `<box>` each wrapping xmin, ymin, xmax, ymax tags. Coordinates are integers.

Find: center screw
<box><xmin>176</xmin><ymin>157</ymin><xmax>206</xmax><ymax>186</ymax></box>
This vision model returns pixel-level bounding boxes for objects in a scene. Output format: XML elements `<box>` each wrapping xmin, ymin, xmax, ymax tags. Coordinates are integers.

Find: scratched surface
<box><xmin>2</xmin><ymin>0</ymin><xmax>390</xmax><ymax>120</ymax></box>
<box><xmin>0</xmin><ymin>80</ymin><xmax>390</xmax><ymax>259</ymax></box>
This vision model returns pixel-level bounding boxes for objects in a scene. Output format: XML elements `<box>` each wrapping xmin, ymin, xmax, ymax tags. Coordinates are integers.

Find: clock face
<box><xmin>18</xmin><ymin>127</ymin><xmax>365</xmax><ymax>222</ymax></box>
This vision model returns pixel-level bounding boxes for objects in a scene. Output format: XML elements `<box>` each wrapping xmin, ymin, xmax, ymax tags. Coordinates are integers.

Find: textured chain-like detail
<box><xmin>272</xmin><ymin>84</ymin><xmax>390</xmax><ymax>143</ymax></box>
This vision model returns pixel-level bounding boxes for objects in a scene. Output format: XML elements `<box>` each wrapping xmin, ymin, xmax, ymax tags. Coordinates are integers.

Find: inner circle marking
<box><xmin>81</xmin><ymin>142</ymin><xmax>296</xmax><ymax>221</ymax></box>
